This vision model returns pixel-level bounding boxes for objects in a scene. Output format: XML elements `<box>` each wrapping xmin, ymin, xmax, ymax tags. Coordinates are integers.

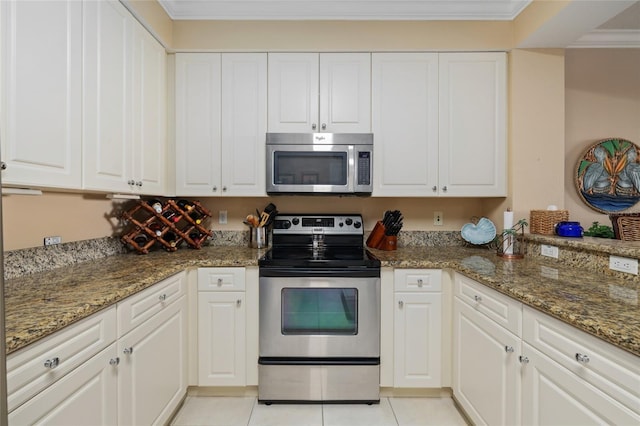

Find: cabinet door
<box><xmin>221</xmin><ymin>53</ymin><xmax>267</xmax><ymax>196</ymax></box>
<box><xmin>319</xmin><ymin>53</ymin><xmax>371</xmax><ymax>133</ymax></box>
<box><xmin>118</xmin><ymin>296</ymin><xmax>187</xmax><ymax>426</ymax></box>
<box><xmin>198</xmin><ymin>292</ymin><xmax>246</xmax><ymax>386</ymax></box>
<box><xmin>394</xmin><ymin>292</ymin><xmax>442</xmax><ymax>388</ymax></box>
<box><xmin>453</xmin><ymin>298</ymin><xmax>521</xmax><ymax>426</ymax></box>
<box><xmin>0</xmin><ymin>0</ymin><xmax>82</xmax><ymax>189</ymax></box>
<box><xmin>132</xmin><ymin>21</ymin><xmax>166</xmax><ymax>195</ymax></box>
<box><xmin>267</xmin><ymin>53</ymin><xmax>319</xmax><ymax>133</ymax></box>
<box><xmin>372</xmin><ymin>53</ymin><xmax>439</xmax><ymax>196</ymax></box>
<box><xmin>521</xmin><ymin>343</ymin><xmax>640</xmax><ymax>426</ymax></box>
<box><xmin>8</xmin><ymin>344</ymin><xmax>118</xmax><ymax>425</ymax></box>
<box><xmin>175</xmin><ymin>53</ymin><xmax>222</xmax><ymax>196</ymax></box>
<box><xmin>82</xmin><ymin>0</ymin><xmax>133</xmax><ymax>193</ymax></box>
<box><xmin>439</xmin><ymin>52</ymin><xmax>506</xmax><ymax>196</ymax></box>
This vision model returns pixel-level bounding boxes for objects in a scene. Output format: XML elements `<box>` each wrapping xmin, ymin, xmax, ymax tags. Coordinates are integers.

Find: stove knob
<box><xmin>292</xmin><ymin>217</ymin><xmax>300</xmax><ymax>226</ymax></box>
<box><xmin>345</xmin><ymin>218</ymin><xmax>353</xmax><ymax>226</ymax></box>
<box><xmin>354</xmin><ymin>221</ymin><xmax>362</xmax><ymax>229</ymax></box>
<box><xmin>339</xmin><ymin>222</ymin><xmax>344</xmax><ymax>227</ymax></box>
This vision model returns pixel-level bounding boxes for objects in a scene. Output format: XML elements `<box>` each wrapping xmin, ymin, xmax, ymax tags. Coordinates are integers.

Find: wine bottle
<box><xmin>163</xmin><ymin>231</ymin><xmax>179</xmax><ymax>248</ymax></box>
<box><xmin>177</xmin><ymin>199</ymin><xmax>193</xmax><ymax>212</ymax></box>
<box><xmin>189</xmin><ymin>231</ymin><xmax>204</xmax><ymax>244</ymax></box>
<box><xmin>133</xmin><ymin>233</ymin><xmax>149</xmax><ymax>246</ymax></box>
<box><xmin>162</xmin><ymin>209</ymin><xmax>180</xmax><ymax>223</ymax></box>
<box><xmin>148</xmin><ymin>222</ymin><xmax>163</xmax><ymax>237</ymax></box>
<box><xmin>189</xmin><ymin>211</ymin><xmax>203</xmax><ymax>224</ymax></box>
<box><xmin>147</xmin><ymin>199</ymin><xmax>163</xmax><ymax>214</ymax></box>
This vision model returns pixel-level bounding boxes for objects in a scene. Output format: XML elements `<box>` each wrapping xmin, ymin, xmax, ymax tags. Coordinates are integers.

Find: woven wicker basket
<box><xmin>530</xmin><ymin>210</ymin><xmax>569</xmax><ymax>235</ymax></box>
<box><xmin>609</xmin><ymin>213</ymin><xmax>640</xmax><ymax>241</ymax></box>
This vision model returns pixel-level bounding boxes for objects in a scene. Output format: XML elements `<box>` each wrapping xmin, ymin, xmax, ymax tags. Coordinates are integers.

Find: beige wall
<box><xmin>565</xmin><ymin>48</ymin><xmax>640</xmax><ymax>227</ymax></box>
<box><xmin>4</xmin><ymin>6</ymin><xmax>620</xmax><ymax>251</ymax></box>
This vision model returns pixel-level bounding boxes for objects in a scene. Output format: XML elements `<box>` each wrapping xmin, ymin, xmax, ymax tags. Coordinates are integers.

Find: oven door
<box><xmin>259</xmin><ymin>276</ymin><xmax>380</xmax><ymax>358</ymax></box>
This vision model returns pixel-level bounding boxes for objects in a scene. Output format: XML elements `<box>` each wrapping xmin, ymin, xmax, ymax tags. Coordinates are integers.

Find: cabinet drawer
<box><xmin>394</xmin><ymin>269</ymin><xmax>441</xmax><ymax>292</ymax></box>
<box><xmin>7</xmin><ymin>306</ymin><xmax>117</xmax><ymax>412</ymax></box>
<box><xmin>117</xmin><ymin>271</ymin><xmax>186</xmax><ymax>337</ymax></box>
<box><xmin>523</xmin><ymin>306</ymin><xmax>640</xmax><ymax>416</ymax></box>
<box><xmin>198</xmin><ymin>267</ymin><xmax>245</xmax><ymax>291</ymax></box>
<box><xmin>454</xmin><ymin>273</ymin><xmax>522</xmax><ymax>337</ymax></box>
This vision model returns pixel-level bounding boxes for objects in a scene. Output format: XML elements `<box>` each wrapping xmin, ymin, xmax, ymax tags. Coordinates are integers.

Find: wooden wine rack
<box><xmin>121</xmin><ymin>199</ymin><xmax>213</xmax><ymax>254</ymax></box>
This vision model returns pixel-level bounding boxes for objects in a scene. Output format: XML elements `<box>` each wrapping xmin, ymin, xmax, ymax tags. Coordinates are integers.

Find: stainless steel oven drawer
<box><xmin>258</xmin><ymin>364</ymin><xmax>379</xmax><ymax>403</ymax></box>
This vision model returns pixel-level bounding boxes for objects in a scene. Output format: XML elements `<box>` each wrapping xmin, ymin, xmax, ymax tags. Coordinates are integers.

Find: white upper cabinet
<box><xmin>0</xmin><ymin>0</ymin><xmax>82</xmax><ymax>189</ymax></box>
<box><xmin>175</xmin><ymin>53</ymin><xmax>266</xmax><ymax>196</ymax></box>
<box><xmin>268</xmin><ymin>53</ymin><xmax>371</xmax><ymax>133</ymax></box>
<box><xmin>438</xmin><ymin>52</ymin><xmax>506</xmax><ymax>197</ymax></box>
<box><xmin>372</xmin><ymin>52</ymin><xmax>507</xmax><ymax>197</ymax></box>
<box><xmin>83</xmin><ymin>0</ymin><xmax>167</xmax><ymax>195</ymax></box>
<box><xmin>82</xmin><ymin>0</ymin><xmax>133</xmax><ymax>193</ymax></box>
<box><xmin>372</xmin><ymin>53</ymin><xmax>439</xmax><ymax>196</ymax></box>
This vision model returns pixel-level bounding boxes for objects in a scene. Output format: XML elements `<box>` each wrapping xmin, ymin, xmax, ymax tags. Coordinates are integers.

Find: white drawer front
<box><xmin>523</xmin><ymin>306</ymin><xmax>640</xmax><ymax>416</ymax></box>
<box><xmin>394</xmin><ymin>269</ymin><xmax>442</xmax><ymax>292</ymax></box>
<box><xmin>197</xmin><ymin>267</ymin><xmax>245</xmax><ymax>291</ymax></box>
<box><xmin>7</xmin><ymin>306</ymin><xmax>117</xmax><ymax>412</ymax></box>
<box><xmin>117</xmin><ymin>271</ymin><xmax>186</xmax><ymax>337</ymax></box>
<box><xmin>454</xmin><ymin>273</ymin><xmax>522</xmax><ymax>337</ymax></box>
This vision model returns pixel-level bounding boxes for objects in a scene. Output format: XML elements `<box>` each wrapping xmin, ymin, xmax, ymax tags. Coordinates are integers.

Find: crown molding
<box><xmin>569</xmin><ymin>29</ymin><xmax>640</xmax><ymax>48</ymax></box>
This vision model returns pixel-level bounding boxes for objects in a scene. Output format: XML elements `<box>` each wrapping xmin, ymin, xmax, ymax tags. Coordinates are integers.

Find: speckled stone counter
<box><xmin>5</xmin><ymin>243</ymin><xmax>639</xmax><ymax>359</ymax></box>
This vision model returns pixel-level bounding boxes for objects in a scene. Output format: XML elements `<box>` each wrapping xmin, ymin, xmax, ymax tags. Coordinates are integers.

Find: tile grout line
<box><xmin>386</xmin><ymin>397</ymin><xmax>401</xmax><ymax>426</ymax></box>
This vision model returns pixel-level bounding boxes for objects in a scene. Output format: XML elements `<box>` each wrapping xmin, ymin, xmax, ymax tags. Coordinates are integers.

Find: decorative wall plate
<box><xmin>461</xmin><ymin>217</ymin><xmax>496</xmax><ymax>245</ymax></box>
<box><xmin>575</xmin><ymin>138</ymin><xmax>640</xmax><ymax>213</ymax></box>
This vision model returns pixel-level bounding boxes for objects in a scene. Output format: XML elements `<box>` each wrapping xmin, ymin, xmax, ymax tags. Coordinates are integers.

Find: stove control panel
<box><xmin>273</xmin><ymin>214</ymin><xmax>363</xmax><ymax>235</ymax></box>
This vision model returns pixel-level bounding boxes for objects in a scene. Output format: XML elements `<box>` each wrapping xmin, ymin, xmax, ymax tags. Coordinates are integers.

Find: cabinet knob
<box><xmin>128</xmin><ymin>179</ymin><xmax>135</xmax><ymax>186</ymax></box>
<box><xmin>519</xmin><ymin>355</ymin><xmax>529</xmax><ymax>364</ymax></box>
<box><xmin>44</xmin><ymin>357</ymin><xmax>60</xmax><ymax>369</ymax></box>
<box><xmin>223</xmin><ymin>186</ymin><xmax>227</xmax><ymax>192</ymax></box>
<box><xmin>236</xmin><ymin>299</ymin><xmax>242</xmax><ymax>307</ymax></box>
<box><xmin>109</xmin><ymin>357</ymin><xmax>120</xmax><ymax>366</ymax></box>
<box><xmin>432</xmin><ymin>186</ymin><xmax>437</xmax><ymax>192</ymax></box>
<box><xmin>123</xmin><ymin>347</ymin><xmax>134</xmax><ymax>355</ymax></box>
<box><xmin>417</xmin><ymin>278</ymin><xmax>423</xmax><ymax>287</ymax></box>
<box><xmin>474</xmin><ymin>295</ymin><xmax>482</xmax><ymax>302</ymax></box>
<box><xmin>213</xmin><ymin>186</ymin><xmax>217</xmax><ymax>192</ymax></box>
<box><xmin>158</xmin><ymin>294</ymin><xmax>167</xmax><ymax>302</ymax></box>
<box><xmin>217</xmin><ymin>278</ymin><xmax>223</xmax><ymax>286</ymax></box>
<box><xmin>398</xmin><ymin>300</ymin><xmax>404</xmax><ymax>308</ymax></box>
<box><xmin>321</xmin><ymin>123</ymin><xmax>327</xmax><ymax>130</ymax></box>
<box><xmin>442</xmin><ymin>186</ymin><xmax>447</xmax><ymax>192</ymax></box>
<box><xmin>136</xmin><ymin>181</ymin><xmax>143</xmax><ymax>187</ymax></box>
<box><xmin>312</xmin><ymin>123</ymin><xmax>317</xmax><ymax>130</ymax></box>
<box><xmin>575</xmin><ymin>353</ymin><xmax>590</xmax><ymax>364</ymax></box>
<box><xmin>1</xmin><ymin>162</ymin><xmax>6</xmax><ymax>170</ymax></box>
<box><xmin>505</xmin><ymin>346</ymin><xmax>514</xmax><ymax>353</ymax></box>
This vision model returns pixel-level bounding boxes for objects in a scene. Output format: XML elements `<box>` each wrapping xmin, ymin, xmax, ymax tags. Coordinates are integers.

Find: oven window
<box><xmin>273</xmin><ymin>152</ymin><xmax>347</xmax><ymax>185</ymax></box>
<box><xmin>281</xmin><ymin>288</ymin><xmax>357</xmax><ymax>335</ymax></box>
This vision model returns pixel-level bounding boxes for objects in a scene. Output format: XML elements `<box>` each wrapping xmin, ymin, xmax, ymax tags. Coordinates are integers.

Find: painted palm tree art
<box><xmin>576</xmin><ymin>138</ymin><xmax>640</xmax><ymax>213</ymax></box>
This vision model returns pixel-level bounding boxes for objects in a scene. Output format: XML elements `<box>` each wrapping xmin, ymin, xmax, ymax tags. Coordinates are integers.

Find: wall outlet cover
<box><xmin>541</xmin><ymin>244</ymin><xmax>559</xmax><ymax>259</ymax></box>
<box><xmin>609</xmin><ymin>255</ymin><xmax>639</xmax><ymax>275</ymax></box>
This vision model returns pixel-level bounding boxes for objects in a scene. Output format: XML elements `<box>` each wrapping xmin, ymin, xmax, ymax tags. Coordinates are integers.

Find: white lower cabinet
<box><xmin>7</xmin><ymin>272</ymin><xmax>187</xmax><ymax>425</ymax></box>
<box><xmin>8</xmin><ymin>343</ymin><xmax>118</xmax><ymax>425</ymax></box>
<box><xmin>197</xmin><ymin>267</ymin><xmax>247</xmax><ymax>386</ymax></box>
<box><xmin>393</xmin><ymin>269</ymin><xmax>442</xmax><ymax>388</ymax></box>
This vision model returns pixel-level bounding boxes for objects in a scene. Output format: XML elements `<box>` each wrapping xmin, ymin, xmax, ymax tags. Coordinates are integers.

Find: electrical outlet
<box><xmin>434</xmin><ymin>211</ymin><xmax>443</xmax><ymax>226</ymax></box>
<box><xmin>219</xmin><ymin>210</ymin><xmax>228</xmax><ymax>224</ymax></box>
<box><xmin>44</xmin><ymin>236</ymin><xmax>62</xmax><ymax>246</ymax></box>
<box><xmin>609</xmin><ymin>255</ymin><xmax>638</xmax><ymax>275</ymax></box>
<box><xmin>541</xmin><ymin>244</ymin><xmax>559</xmax><ymax>259</ymax></box>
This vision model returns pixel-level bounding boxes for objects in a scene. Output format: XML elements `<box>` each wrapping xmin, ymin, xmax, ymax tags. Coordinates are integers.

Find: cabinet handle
<box><xmin>575</xmin><ymin>353</ymin><xmax>590</xmax><ymax>364</ymax></box>
<box><xmin>1</xmin><ymin>162</ymin><xmax>7</xmax><ymax>170</ymax></box>
<box><xmin>417</xmin><ymin>278</ymin><xmax>423</xmax><ymax>287</ymax></box>
<box><xmin>236</xmin><ymin>299</ymin><xmax>242</xmax><ymax>307</ymax></box>
<box><xmin>505</xmin><ymin>346</ymin><xmax>514</xmax><ymax>353</ymax></box>
<box><xmin>44</xmin><ymin>357</ymin><xmax>59</xmax><ymax>369</ymax></box>
<box><xmin>109</xmin><ymin>357</ymin><xmax>120</xmax><ymax>366</ymax></box>
<box><xmin>123</xmin><ymin>347</ymin><xmax>134</xmax><ymax>355</ymax></box>
<box><xmin>223</xmin><ymin>186</ymin><xmax>227</xmax><ymax>192</ymax></box>
<box><xmin>217</xmin><ymin>278</ymin><xmax>223</xmax><ymax>286</ymax></box>
<box><xmin>442</xmin><ymin>186</ymin><xmax>447</xmax><ymax>192</ymax></box>
<box><xmin>519</xmin><ymin>355</ymin><xmax>529</xmax><ymax>364</ymax></box>
<box><xmin>432</xmin><ymin>186</ymin><xmax>437</xmax><ymax>192</ymax></box>
<box><xmin>213</xmin><ymin>186</ymin><xmax>217</xmax><ymax>192</ymax></box>
<box><xmin>312</xmin><ymin>123</ymin><xmax>317</xmax><ymax>130</ymax></box>
<box><xmin>398</xmin><ymin>300</ymin><xmax>404</xmax><ymax>308</ymax></box>
<box><xmin>159</xmin><ymin>294</ymin><xmax>167</xmax><ymax>302</ymax></box>
<box><xmin>474</xmin><ymin>295</ymin><xmax>482</xmax><ymax>302</ymax></box>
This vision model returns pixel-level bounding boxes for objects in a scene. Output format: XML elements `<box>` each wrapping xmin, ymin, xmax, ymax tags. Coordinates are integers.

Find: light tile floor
<box><xmin>171</xmin><ymin>396</ymin><xmax>468</xmax><ymax>426</ymax></box>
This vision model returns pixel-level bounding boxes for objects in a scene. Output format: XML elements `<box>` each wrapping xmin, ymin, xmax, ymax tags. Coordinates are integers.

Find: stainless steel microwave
<box><xmin>266</xmin><ymin>133</ymin><xmax>373</xmax><ymax>195</ymax></box>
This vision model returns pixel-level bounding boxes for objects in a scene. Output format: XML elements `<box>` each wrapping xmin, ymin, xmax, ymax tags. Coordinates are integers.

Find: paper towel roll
<box><xmin>503</xmin><ymin>210</ymin><xmax>514</xmax><ymax>255</ymax></box>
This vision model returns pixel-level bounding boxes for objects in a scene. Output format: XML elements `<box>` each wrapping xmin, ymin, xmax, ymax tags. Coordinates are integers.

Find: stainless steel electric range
<box><xmin>258</xmin><ymin>214</ymin><xmax>381</xmax><ymax>404</ymax></box>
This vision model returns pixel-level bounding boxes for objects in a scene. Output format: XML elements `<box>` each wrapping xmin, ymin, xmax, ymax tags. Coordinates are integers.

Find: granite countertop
<box><xmin>5</xmin><ymin>244</ymin><xmax>639</xmax><ymax>358</ymax></box>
